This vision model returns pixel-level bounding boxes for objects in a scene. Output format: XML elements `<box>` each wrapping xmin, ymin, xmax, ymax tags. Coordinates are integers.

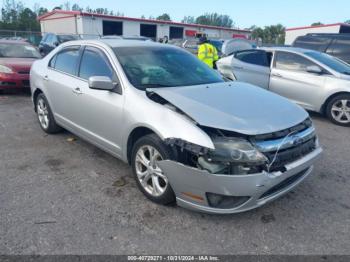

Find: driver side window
<box><xmin>274</xmin><ymin>51</ymin><xmax>316</xmax><ymax>72</ymax></box>
<box><xmin>78</xmin><ymin>47</ymin><xmax>115</xmax><ymax>80</ymax></box>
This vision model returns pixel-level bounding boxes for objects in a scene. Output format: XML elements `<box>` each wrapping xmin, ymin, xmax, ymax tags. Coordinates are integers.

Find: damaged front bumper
<box><xmin>158</xmin><ymin>147</ymin><xmax>322</xmax><ymax>214</ymax></box>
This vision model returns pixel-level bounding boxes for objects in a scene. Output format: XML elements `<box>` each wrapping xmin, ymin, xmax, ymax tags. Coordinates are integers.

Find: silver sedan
<box><xmin>30</xmin><ymin>40</ymin><xmax>322</xmax><ymax>214</ymax></box>
<box><xmin>217</xmin><ymin>47</ymin><xmax>350</xmax><ymax>126</ymax></box>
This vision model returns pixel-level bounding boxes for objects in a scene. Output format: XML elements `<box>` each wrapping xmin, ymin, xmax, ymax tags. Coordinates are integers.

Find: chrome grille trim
<box><xmin>253</xmin><ymin>126</ymin><xmax>316</xmax><ymax>153</ymax></box>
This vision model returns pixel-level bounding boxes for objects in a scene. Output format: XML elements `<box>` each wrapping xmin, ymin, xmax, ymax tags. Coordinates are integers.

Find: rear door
<box><xmin>269</xmin><ymin>51</ymin><xmax>327</xmax><ymax>111</ymax></box>
<box><xmin>231</xmin><ymin>49</ymin><xmax>271</xmax><ymax>89</ymax></box>
<box><xmin>45</xmin><ymin>46</ymin><xmax>82</xmax><ymax>127</ymax></box>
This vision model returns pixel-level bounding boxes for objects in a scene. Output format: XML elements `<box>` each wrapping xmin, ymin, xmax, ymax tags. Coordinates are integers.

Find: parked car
<box><xmin>217</xmin><ymin>47</ymin><xmax>350</xmax><ymax>126</ymax></box>
<box><xmin>293</xmin><ymin>33</ymin><xmax>350</xmax><ymax>64</ymax></box>
<box><xmin>38</xmin><ymin>33</ymin><xmax>80</xmax><ymax>56</ymax></box>
<box><xmin>100</xmin><ymin>35</ymin><xmax>153</xmax><ymax>41</ymax></box>
<box><xmin>0</xmin><ymin>40</ymin><xmax>41</xmax><ymax>90</ymax></box>
<box><xmin>30</xmin><ymin>40</ymin><xmax>322</xmax><ymax>214</ymax></box>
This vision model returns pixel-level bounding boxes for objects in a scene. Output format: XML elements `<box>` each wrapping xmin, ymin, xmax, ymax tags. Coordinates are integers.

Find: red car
<box><xmin>0</xmin><ymin>40</ymin><xmax>41</xmax><ymax>90</ymax></box>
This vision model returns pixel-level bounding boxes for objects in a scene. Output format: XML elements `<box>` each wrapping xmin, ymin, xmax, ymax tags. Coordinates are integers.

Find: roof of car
<box><xmin>261</xmin><ymin>46</ymin><xmax>317</xmax><ymax>54</ymax></box>
<box><xmin>63</xmin><ymin>39</ymin><xmax>173</xmax><ymax>49</ymax></box>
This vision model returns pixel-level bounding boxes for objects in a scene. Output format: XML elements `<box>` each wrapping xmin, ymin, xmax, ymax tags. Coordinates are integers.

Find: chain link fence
<box><xmin>0</xmin><ymin>30</ymin><xmax>42</xmax><ymax>46</ymax></box>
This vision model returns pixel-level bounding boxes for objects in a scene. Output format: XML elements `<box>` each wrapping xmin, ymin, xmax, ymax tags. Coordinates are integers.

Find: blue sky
<box><xmin>23</xmin><ymin>0</ymin><xmax>349</xmax><ymax>29</ymax></box>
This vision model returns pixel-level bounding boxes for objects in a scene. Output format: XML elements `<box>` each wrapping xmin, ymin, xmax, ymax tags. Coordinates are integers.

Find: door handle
<box><xmin>233</xmin><ymin>66</ymin><xmax>244</xmax><ymax>70</ymax></box>
<box><xmin>43</xmin><ymin>75</ymin><xmax>49</xmax><ymax>81</ymax></box>
<box><xmin>72</xmin><ymin>87</ymin><xmax>83</xmax><ymax>95</ymax></box>
<box><xmin>272</xmin><ymin>73</ymin><xmax>283</xmax><ymax>78</ymax></box>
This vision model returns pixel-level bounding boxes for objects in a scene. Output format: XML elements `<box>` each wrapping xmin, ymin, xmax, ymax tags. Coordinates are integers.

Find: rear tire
<box><xmin>36</xmin><ymin>93</ymin><xmax>62</xmax><ymax>133</ymax></box>
<box><xmin>326</xmin><ymin>94</ymin><xmax>350</xmax><ymax>127</ymax></box>
<box><xmin>131</xmin><ymin>134</ymin><xmax>177</xmax><ymax>205</ymax></box>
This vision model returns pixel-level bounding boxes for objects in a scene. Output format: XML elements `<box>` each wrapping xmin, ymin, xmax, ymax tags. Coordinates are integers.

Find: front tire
<box><xmin>326</xmin><ymin>94</ymin><xmax>350</xmax><ymax>127</ymax></box>
<box><xmin>131</xmin><ymin>134</ymin><xmax>177</xmax><ymax>205</ymax></box>
<box><xmin>36</xmin><ymin>93</ymin><xmax>62</xmax><ymax>133</ymax></box>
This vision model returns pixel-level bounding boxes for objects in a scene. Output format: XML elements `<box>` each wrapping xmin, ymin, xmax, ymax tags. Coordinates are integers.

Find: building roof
<box><xmin>286</xmin><ymin>23</ymin><xmax>350</xmax><ymax>31</ymax></box>
<box><xmin>38</xmin><ymin>10</ymin><xmax>251</xmax><ymax>33</ymax></box>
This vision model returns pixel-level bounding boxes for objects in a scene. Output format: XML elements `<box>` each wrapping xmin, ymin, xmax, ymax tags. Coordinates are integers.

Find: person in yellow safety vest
<box><xmin>197</xmin><ymin>36</ymin><xmax>219</xmax><ymax>69</ymax></box>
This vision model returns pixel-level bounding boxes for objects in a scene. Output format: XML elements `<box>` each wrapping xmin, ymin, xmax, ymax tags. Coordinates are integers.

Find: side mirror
<box><xmin>88</xmin><ymin>76</ymin><xmax>115</xmax><ymax>91</ymax></box>
<box><xmin>306</xmin><ymin>65</ymin><xmax>323</xmax><ymax>74</ymax></box>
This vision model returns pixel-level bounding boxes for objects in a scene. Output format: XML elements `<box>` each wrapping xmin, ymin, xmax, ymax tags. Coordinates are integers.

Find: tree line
<box><xmin>2</xmin><ymin>0</ymin><xmax>349</xmax><ymax>44</ymax></box>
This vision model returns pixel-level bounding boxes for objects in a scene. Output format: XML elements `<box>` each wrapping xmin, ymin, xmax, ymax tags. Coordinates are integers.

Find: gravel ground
<box><xmin>0</xmin><ymin>93</ymin><xmax>349</xmax><ymax>255</ymax></box>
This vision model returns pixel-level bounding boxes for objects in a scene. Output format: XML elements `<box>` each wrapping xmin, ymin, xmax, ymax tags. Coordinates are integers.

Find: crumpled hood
<box><xmin>148</xmin><ymin>82</ymin><xmax>309</xmax><ymax>135</ymax></box>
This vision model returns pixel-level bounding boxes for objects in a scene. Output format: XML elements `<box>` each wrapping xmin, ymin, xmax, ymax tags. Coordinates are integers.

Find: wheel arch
<box><xmin>321</xmin><ymin>91</ymin><xmax>350</xmax><ymax>114</ymax></box>
<box><xmin>32</xmin><ymin>88</ymin><xmax>43</xmax><ymax>112</ymax></box>
<box><xmin>126</xmin><ymin>126</ymin><xmax>159</xmax><ymax>165</ymax></box>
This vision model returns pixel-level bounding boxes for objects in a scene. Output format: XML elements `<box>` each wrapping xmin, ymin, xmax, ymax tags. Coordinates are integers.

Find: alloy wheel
<box><xmin>37</xmin><ymin>97</ymin><xmax>50</xmax><ymax>129</ymax></box>
<box><xmin>331</xmin><ymin>99</ymin><xmax>350</xmax><ymax>124</ymax></box>
<box><xmin>135</xmin><ymin>145</ymin><xmax>168</xmax><ymax>197</ymax></box>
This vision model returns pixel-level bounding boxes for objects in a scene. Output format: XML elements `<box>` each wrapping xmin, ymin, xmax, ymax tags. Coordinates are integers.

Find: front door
<box><xmin>72</xmin><ymin>46</ymin><xmax>124</xmax><ymax>156</ymax></box>
<box><xmin>269</xmin><ymin>51</ymin><xmax>327</xmax><ymax>111</ymax></box>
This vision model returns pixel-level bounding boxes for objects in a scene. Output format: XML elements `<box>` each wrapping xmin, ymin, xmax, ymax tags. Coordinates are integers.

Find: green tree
<box><xmin>18</xmin><ymin>7</ymin><xmax>39</xmax><ymax>31</ymax></box>
<box><xmin>195</xmin><ymin>13</ymin><xmax>233</xmax><ymax>28</ymax></box>
<box><xmin>250</xmin><ymin>25</ymin><xmax>264</xmax><ymax>41</ymax></box>
<box><xmin>311</xmin><ymin>22</ymin><xmax>323</xmax><ymax>26</ymax></box>
<box><xmin>94</xmin><ymin>8</ymin><xmax>109</xmax><ymax>14</ymax></box>
<box><xmin>182</xmin><ymin>16</ymin><xmax>195</xmax><ymax>24</ymax></box>
<box><xmin>249</xmin><ymin>24</ymin><xmax>285</xmax><ymax>44</ymax></box>
<box><xmin>345</xmin><ymin>20</ymin><xmax>350</xmax><ymax>24</ymax></box>
<box><xmin>156</xmin><ymin>13</ymin><xmax>171</xmax><ymax>21</ymax></box>
<box><xmin>37</xmin><ymin>7</ymin><xmax>48</xmax><ymax>17</ymax></box>
<box><xmin>72</xmin><ymin>4</ymin><xmax>83</xmax><ymax>11</ymax></box>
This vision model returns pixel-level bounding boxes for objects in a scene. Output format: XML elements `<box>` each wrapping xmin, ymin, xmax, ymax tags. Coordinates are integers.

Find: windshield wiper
<box><xmin>141</xmin><ymin>83</ymin><xmax>173</xmax><ymax>88</ymax></box>
<box><xmin>342</xmin><ymin>71</ymin><xmax>350</xmax><ymax>75</ymax></box>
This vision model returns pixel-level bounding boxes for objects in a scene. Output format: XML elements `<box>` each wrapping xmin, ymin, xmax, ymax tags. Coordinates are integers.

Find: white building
<box><xmin>38</xmin><ymin>10</ymin><xmax>251</xmax><ymax>40</ymax></box>
<box><xmin>285</xmin><ymin>23</ymin><xmax>350</xmax><ymax>45</ymax></box>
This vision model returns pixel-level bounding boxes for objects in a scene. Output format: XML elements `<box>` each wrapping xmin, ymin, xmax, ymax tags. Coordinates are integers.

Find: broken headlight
<box><xmin>198</xmin><ymin>137</ymin><xmax>268</xmax><ymax>175</ymax></box>
<box><xmin>207</xmin><ymin>137</ymin><xmax>267</xmax><ymax>164</ymax></box>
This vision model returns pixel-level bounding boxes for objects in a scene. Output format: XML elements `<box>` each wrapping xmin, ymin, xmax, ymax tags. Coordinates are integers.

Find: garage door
<box><xmin>170</xmin><ymin>26</ymin><xmax>184</xmax><ymax>39</ymax></box>
<box><xmin>103</xmin><ymin>21</ymin><xmax>123</xmax><ymax>36</ymax></box>
<box><xmin>140</xmin><ymin>24</ymin><xmax>157</xmax><ymax>40</ymax></box>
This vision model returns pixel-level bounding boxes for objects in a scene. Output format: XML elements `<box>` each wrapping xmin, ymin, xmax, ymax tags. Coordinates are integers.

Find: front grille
<box><xmin>264</xmin><ymin>138</ymin><xmax>316</xmax><ymax>172</ymax></box>
<box><xmin>259</xmin><ymin>168</ymin><xmax>309</xmax><ymax>199</ymax></box>
<box><xmin>0</xmin><ymin>81</ymin><xmax>16</xmax><ymax>86</ymax></box>
<box><xmin>253</xmin><ymin>118</ymin><xmax>312</xmax><ymax>141</ymax></box>
<box><xmin>22</xmin><ymin>80</ymin><xmax>30</xmax><ymax>87</ymax></box>
<box><xmin>18</xmin><ymin>71</ymin><xmax>30</xmax><ymax>75</ymax></box>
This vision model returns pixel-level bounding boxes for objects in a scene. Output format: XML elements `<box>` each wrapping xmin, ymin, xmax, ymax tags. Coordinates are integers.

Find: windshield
<box><xmin>305</xmin><ymin>51</ymin><xmax>350</xmax><ymax>75</ymax></box>
<box><xmin>113</xmin><ymin>46</ymin><xmax>224</xmax><ymax>90</ymax></box>
<box><xmin>0</xmin><ymin>43</ymin><xmax>41</xmax><ymax>58</ymax></box>
<box><xmin>58</xmin><ymin>35</ymin><xmax>80</xmax><ymax>43</ymax></box>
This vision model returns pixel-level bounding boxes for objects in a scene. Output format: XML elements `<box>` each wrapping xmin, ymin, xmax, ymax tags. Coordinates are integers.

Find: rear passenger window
<box><xmin>235</xmin><ymin>50</ymin><xmax>270</xmax><ymax>67</ymax></box>
<box><xmin>274</xmin><ymin>52</ymin><xmax>315</xmax><ymax>72</ymax></box>
<box><xmin>79</xmin><ymin>47</ymin><xmax>114</xmax><ymax>80</ymax></box>
<box><xmin>51</xmin><ymin>47</ymin><xmax>80</xmax><ymax>75</ymax></box>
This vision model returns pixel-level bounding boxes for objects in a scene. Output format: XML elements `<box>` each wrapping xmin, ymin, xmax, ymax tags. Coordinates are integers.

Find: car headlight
<box><xmin>206</xmin><ymin>137</ymin><xmax>267</xmax><ymax>165</ymax></box>
<box><xmin>0</xmin><ymin>65</ymin><xmax>13</xmax><ymax>73</ymax></box>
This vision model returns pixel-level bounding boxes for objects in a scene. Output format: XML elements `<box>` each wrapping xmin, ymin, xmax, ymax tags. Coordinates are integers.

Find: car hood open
<box><xmin>147</xmin><ymin>82</ymin><xmax>309</xmax><ymax>135</ymax></box>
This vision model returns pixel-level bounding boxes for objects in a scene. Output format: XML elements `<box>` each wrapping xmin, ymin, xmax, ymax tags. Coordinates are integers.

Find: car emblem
<box><xmin>292</xmin><ymin>135</ymin><xmax>304</xmax><ymax>146</ymax></box>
